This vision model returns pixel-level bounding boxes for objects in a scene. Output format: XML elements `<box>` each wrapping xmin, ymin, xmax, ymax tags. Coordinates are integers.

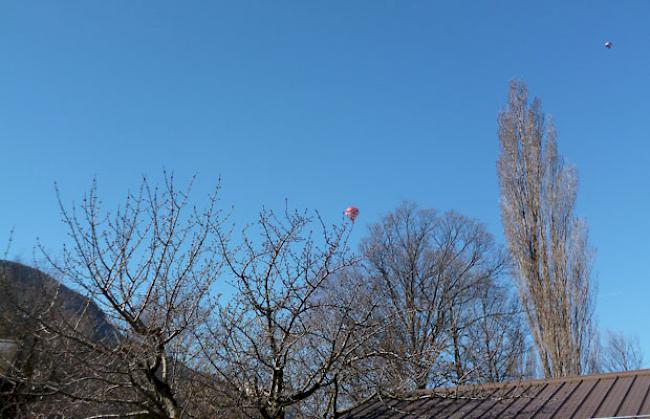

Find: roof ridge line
<box><xmin>415</xmin><ymin>369</ymin><xmax>650</xmax><ymax>396</ymax></box>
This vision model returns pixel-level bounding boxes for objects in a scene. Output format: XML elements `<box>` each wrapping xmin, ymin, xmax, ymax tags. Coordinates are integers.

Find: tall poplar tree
<box><xmin>497</xmin><ymin>80</ymin><xmax>595</xmax><ymax>377</ymax></box>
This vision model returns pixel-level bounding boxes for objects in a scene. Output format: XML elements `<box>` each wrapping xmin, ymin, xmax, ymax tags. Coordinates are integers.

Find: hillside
<box><xmin>0</xmin><ymin>260</ymin><xmax>117</xmax><ymax>352</ymax></box>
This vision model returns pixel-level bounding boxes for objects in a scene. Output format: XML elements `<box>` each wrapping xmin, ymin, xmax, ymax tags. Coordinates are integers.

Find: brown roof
<box><xmin>342</xmin><ymin>369</ymin><xmax>650</xmax><ymax>418</ymax></box>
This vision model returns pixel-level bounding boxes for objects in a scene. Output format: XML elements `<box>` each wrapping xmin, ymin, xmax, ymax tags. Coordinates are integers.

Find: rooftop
<box><xmin>342</xmin><ymin>369</ymin><xmax>650</xmax><ymax>418</ymax></box>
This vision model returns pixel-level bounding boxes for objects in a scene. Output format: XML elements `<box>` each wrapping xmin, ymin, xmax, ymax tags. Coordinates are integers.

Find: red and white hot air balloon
<box><xmin>344</xmin><ymin>206</ymin><xmax>359</xmax><ymax>222</ymax></box>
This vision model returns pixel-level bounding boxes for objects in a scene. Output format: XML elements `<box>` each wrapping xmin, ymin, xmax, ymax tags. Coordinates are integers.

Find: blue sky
<box><xmin>1</xmin><ymin>1</ymin><xmax>649</xmax><ymax>358</ymax></box>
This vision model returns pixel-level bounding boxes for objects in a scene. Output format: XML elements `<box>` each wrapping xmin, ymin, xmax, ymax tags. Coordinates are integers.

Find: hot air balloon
<box><xmin>605</xmin><ymin>41</ymin><xmax>613</xmax><ymax>49</ymax></box>
<box><xmin>344</xmin><ymin>206</ymin><xmax>359</xmax><ymax>222</ymax></box>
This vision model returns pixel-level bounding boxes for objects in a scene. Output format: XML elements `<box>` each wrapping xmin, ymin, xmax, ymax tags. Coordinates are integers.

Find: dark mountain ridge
<box><xmin>0</xmin><ymin>259</ymin><xmax>117</xmax><ymax>347</ymax></box>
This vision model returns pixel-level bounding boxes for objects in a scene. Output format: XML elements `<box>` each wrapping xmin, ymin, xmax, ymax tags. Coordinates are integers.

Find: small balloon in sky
<box><xmin>604</xmin><ymin>41</ymin><xmax>613</xmax><ymax>49</ymax></box>
<box><xmin>344</xmin><ymin>206</ymin><xmax>359</xmax><ymax>222</ymax></box>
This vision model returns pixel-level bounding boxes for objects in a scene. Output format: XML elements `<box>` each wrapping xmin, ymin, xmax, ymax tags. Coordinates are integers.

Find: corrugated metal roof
<box><xmin>342</xmin><ymin>369</ymin><xmax>650</xmax><ymax>419</ymax></box>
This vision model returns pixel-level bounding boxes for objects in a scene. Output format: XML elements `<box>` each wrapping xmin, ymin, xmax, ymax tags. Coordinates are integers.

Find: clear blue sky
<box><xmin>2</xmin><ymin>1</ymin><xmax>649</xmax><ymax>358</ymax></box>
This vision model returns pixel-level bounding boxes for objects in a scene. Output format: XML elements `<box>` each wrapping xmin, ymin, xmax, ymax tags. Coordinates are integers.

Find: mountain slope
<box><xmin>0</xmin><ymin>260</ymin><xmax>117</xmax><ymax>348</ymax></box>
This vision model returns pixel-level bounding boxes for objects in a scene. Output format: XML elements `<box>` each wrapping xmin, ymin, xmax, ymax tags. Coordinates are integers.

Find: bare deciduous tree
<box><xmin>600</xmin><ymin>330</ymin><xmax>644</xmax><ymax>373</ymax></box>
<box><xmin>359</xmin><ymin>202</ymin><xmax>519</xmax><ymax>391</ymax></box>
<box><xmin>198</xmin><ymin>208</ymin><xmax>372</xmax><ymax>418</ymax></box>
<box><xmin>497</xmin><ymin>80</ymin><xmax>596</xmax><ymax>377</ymax></box>
<box><xmin>453</xmin><ymin>280</ymin><xmax>529</xmax><ymax>384</ymax></box>
<box><xmin>37</xmin><ymin>175</ymin><xmax>222</xmax><ymax>418</ymax></box>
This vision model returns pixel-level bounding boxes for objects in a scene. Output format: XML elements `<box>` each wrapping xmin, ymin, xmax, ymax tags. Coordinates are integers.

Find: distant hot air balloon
<box><xmin>604</xmin><ymin>41</ymin><xmax>613</xmax><ymax>49</ymax></box>
<box><xmin>344</xmin><ymin>206</ymin><xmax>359</xmax><ymax>222</ymax></box>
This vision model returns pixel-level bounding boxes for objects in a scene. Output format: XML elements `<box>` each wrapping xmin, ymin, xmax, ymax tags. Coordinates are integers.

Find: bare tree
<box><xmin>452</xmin><ymin>279</ymin><xmax>529</xmax><ymax>384</ymax></box>
<box><xmin>198</xmin><ymin>208</ymin><xmax>372</xmax><ymax>418</ymax></box>
<box><xmin>600</xmin><ymin>330</ymin><xmax>644</xmax><ymax>372</ymax></box>
<box><xmin>359</xmin><ymin>202</ymin><xmax>518</xmax><ymax>391</ymax></box>
<box><xmin>497</xmin><ymin>80</ymin><xmax>596</xmax><ymax>377</ymax></box>
<box><xmin>35</xmin><ymin>175</ymin><xmax>223</xmax><ymax>418</ymax></box>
